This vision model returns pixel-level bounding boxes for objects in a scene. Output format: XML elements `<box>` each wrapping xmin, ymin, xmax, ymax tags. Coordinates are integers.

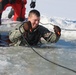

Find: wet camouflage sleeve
<box><xmin>43</xmin><ymin>32</ymin><xmax>60</xmax><ymax>43</ymax></box>
<box><xmin>39</xmin><ymin>25</ymin><xmax>60</xmax><ymax>43</ymax></box>
<box><xmin>9</xmin><ymin>25</ymin><xmax>25</xmax><ymax>43</ymax></box>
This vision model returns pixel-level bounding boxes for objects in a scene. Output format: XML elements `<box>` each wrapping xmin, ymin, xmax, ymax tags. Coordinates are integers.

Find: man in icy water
<box><xmin>9</xmin><ymin>9</ymin><xmax>61</xmax><ymax>46</ymax></box>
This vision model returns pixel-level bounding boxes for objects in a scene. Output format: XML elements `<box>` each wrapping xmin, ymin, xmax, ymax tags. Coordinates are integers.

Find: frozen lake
<box><xmin>0</xmin><ymin>40</ymin><xmax>76</xmax><ymax>75</ymax></box>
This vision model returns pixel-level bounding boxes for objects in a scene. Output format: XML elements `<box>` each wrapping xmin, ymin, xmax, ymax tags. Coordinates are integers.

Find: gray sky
<box><xmin>26</xmin><ymin>0</ymin><xmax>76</xmax><ymax>20</ymax></box>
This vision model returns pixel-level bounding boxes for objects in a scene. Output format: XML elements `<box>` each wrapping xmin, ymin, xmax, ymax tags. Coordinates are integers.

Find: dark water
<box><xmin>0</xmin><ymin>32</ymin><xmax>76</xmax><ymax>47</ymax></box>
<box><xmin>56</xmin><ymin>39</ymin><xmax>76</xmax><ymax>47</ymax></box>
<box><xmin>0</xmin><ymin>32</ymin><xmax>9</xmax><ymax>46</ymax></box>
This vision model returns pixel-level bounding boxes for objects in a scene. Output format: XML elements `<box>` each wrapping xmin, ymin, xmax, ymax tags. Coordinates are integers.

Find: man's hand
<box><xmin>23</xmin><ymin>21</ymin><xmax>32</xmax><ymax>32</ymax></box>
<box><xmin>30</xmin><ymin>1</ymin><xmax>36</xmax><ymax>8</ymax></box>
<box><xmin>54</xmin><ymin>25</ymin><xmax>61</xmax><ymax>36</ymax></box>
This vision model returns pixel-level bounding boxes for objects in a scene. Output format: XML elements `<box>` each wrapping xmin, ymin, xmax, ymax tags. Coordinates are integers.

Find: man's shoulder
<box><xmin>38</xmin><ymin>25</ymin><xmax>45</xmax><ymax>29</ymax></box>
<box><xmin>38</xmin><ymin>25</ymin><xmax>49</xmax><ymax>31</ymax></box>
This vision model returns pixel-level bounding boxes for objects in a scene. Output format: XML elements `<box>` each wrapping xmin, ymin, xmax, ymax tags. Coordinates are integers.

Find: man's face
<box><xmin>28</xmin><ymin>14</ymin><xmax>40</xmax><ymax>29</ymax></box>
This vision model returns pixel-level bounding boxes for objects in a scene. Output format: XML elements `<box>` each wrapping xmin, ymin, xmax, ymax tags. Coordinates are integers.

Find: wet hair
<box><xmin>28</xmin><ymin>9</ymin><xmax>40</xmax><ymax>17</ymax></box>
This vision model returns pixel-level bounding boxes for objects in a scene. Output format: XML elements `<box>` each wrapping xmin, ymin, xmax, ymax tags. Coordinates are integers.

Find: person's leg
<box><xmin>12</xmin><ymin>3</ymin><xmax>26</xmax><ymax>21</ymax></box>
<box><xmin>16</xmin><ymin>7</ymin><xmax>26</xmax><ymax>21</ymax></box>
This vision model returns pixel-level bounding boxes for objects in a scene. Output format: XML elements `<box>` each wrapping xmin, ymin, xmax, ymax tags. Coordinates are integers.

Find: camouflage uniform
<box><xmin>9</xmin><ymin>24</ymin><xmax>60</xmax><ymax>46</ymax></box>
